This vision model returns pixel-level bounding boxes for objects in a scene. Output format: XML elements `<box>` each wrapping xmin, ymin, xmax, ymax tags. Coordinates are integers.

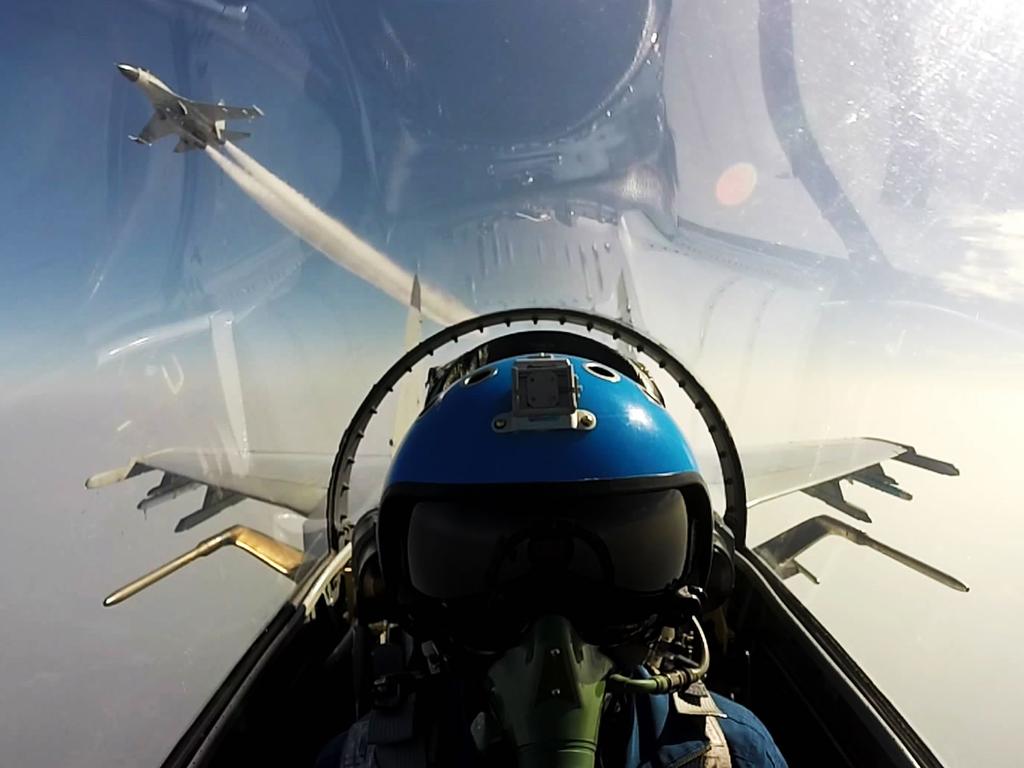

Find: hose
<box><xmin>607</xmin><ymin>617</ymin><xmax>710</xmax><ymax>694</ymax></box>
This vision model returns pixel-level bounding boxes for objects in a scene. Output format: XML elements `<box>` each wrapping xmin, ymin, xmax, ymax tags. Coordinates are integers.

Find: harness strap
<box><xmin>671</xmin><ymin>681</ymin><xmax>732</xmax><ymax>768</ymax></box>
<box><xmin>702</xmin><ymin>716</ymin><xmax>733</xmax><ymax>768</ymax></box>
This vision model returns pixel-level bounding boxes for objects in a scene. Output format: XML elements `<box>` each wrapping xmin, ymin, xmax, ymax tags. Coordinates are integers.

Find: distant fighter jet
<box><xmin>116</xmin><ymin>63</ymin><xmax>263</xmax><ymax>152</ymax></box>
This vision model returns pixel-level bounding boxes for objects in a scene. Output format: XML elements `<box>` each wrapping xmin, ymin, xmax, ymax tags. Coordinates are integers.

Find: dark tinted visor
<box><xmin>406</xmin><ymin>489</ymin><xmax>689</xmax><ymax>603</ymax></box>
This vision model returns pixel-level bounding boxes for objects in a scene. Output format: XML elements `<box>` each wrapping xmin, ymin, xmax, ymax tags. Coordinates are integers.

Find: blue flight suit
<box><xmin>621</xmin><ymin>686</ymin><xmax>787</xmax><ymax>767</ymax></box>
<box><xmin>315</xmin><ymin>683</ymin><xmax>786</xmax><ymax>768</ymax></box>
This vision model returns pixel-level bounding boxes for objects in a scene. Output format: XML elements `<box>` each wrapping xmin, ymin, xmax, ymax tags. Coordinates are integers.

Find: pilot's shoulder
<box><xmin>710</xmin><ymin>693</ymin><xmax>789</xmax><ymax>768</ymax></box>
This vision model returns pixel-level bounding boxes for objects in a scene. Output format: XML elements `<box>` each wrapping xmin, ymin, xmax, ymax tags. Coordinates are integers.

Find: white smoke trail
<box><xmin>205</xmin><ymin>144</ymin><xmax>471</xmax><ymax>326</ymax></box>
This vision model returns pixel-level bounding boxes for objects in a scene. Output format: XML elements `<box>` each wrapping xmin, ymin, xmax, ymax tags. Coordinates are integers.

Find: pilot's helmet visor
<box><xmin>406</xmin><ymin>488</ymin><xmax>690</xmax><ymax>614</ymax></box>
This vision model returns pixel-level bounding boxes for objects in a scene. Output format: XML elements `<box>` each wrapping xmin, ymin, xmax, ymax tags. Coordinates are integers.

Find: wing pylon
<box><xmin>740</xmin><ymin>440</ymin><xmax>967</xmax><ymax>591</ymax></box>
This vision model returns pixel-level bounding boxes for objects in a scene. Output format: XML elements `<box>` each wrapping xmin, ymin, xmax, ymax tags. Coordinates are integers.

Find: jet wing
<box><xmin>732</xmin><ymin>437</ymin><xmax>957</xmax><ymax>522</ymax></box>
<box><xmin>190</xmin><ymin>100</ymin><xmax>264</xmax><ymax>121</ymax></box>
<box><xmin>86</xmin><ymin>450</ymin><xmax>389</xmax><ymax>532</ymax></box>
<box><xmin>133</xmin><ymin>113</ymin><xmax>175</xmax><ymax>144</ymax></box>
<box><xmin>718</xmin><ymin>437</ymin><xmax>966</xmax><ymax>591</ymax></box>
<box><xmin>92</xmin><ymin>437</ymin><xmax>952</xmax><ymax>534</ymax></box>
<box><xmin>89</xmin><ymin>436</ymin><xmax>963</xmax><ymax>591</ymax></box>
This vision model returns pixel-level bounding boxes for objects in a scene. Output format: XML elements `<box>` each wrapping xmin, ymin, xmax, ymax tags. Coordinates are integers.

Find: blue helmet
<box><xmin>387</xmin><ymin>354</ymin><xmax>700</xmax><ymax>485</ymax></box>
<box><xmin>376</xmin><ymin>347</ymin><xmax>713</xmax><ymax>649</ymax></box>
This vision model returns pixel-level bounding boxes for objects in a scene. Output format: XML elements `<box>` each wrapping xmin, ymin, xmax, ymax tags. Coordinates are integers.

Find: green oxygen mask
<box><xmin>484</xmin><ymin>615</ymin><xmax>615</xmax><ymax>768</ymax></box>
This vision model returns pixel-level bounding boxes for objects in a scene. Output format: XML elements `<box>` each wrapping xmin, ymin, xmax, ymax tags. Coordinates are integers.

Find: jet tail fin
<box><xmin>221</xmin><ymin>130</ymin><xmax>251</xmax><ymax>143</ymax></box>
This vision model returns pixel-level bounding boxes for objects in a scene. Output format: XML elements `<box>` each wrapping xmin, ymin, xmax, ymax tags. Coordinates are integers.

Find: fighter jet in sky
<box><xmin>116</xmin><ymin>63</ymin><xmax>263</xmax><ymax>152</ymax></box>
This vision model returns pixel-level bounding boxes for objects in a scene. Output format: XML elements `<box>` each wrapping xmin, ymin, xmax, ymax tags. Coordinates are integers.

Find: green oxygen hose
<box><xmin>607</xmin><ymin>616</ymin><xmax>710</xmax><ymax>694</ymax></box>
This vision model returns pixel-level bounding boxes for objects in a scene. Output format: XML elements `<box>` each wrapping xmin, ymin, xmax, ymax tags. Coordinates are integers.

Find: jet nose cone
<box><xmin>116</xmin><ymin>63</ymin><xmax>139</xmax><ymax>82</ymax></box>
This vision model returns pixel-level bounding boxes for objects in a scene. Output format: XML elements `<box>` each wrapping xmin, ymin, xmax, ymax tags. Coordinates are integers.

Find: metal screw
<box><xmin>579</xmin><ymin>412</ymin><xmax>595</xmax><ymax>428</ymax></box>
<box><xmin>550</xmin><ymin>688</ymin><xmax>561</xmax><ymax>696</ymax></box>
<box><xmin>493</xmin><ymin>418</ymin><xmax>507</xmax><ymax>430</ymax></box>
<box><xmin>549</xmin><ymin>648</ymin><xmax>561</xmax><ymax>657</ymax></box>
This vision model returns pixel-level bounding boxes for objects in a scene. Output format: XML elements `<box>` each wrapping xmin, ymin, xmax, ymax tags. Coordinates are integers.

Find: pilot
<box><xmin>317</xmin><ymin>349</ymin><xmax>786</xmax><ymax>767</ymax></box>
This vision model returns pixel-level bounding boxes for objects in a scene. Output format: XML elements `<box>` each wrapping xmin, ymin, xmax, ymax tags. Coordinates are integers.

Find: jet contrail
<box><xmin>205</xmin><ymin>143</ymin><xmax>471</xmax><ymax>326</ymax></box>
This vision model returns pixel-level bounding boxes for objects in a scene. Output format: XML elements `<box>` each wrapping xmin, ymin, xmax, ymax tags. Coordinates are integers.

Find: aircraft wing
<box><xmin>719</xmin><ymin>437</ymin><xmax>967</xmax><ymax>591</ymax></box>
<box><xmin>86</xmin><ymin>448</ymin><xmax>391</xmax><ymax>537</ymax></box>
<box><xmin>734</xmin><ymin>437</ymin><xmax>957</xmax><ymax>522</ymax></box>
<box><xmin>88</xmin><ymin>436</ymin><xmax>963</xmax><ymax>591</ymax></box>
<box><xmin>133</xmin><ymin>113</ymin><xmax>175</xmax><ymax>144</ymax></box>
<box><xmin>190</xmin><ymin>100</ymin><xmax>263</xmax><ymax>121</ymax></box>
<box><xmin>92</xmin><ymin>437</ymin><xmax>953</xmax><ymax>534</ymax></box>
<box><xmin>87</xmin><ymin>450</ymin><xmax>333</xmax><ymax>530</ymax></box>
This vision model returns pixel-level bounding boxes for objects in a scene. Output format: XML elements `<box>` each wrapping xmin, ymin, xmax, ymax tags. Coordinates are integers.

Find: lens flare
<box><xmin>715</xmin><ymin>162</ymin><xmax>758</xmax><ymax>207</ymax></box>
